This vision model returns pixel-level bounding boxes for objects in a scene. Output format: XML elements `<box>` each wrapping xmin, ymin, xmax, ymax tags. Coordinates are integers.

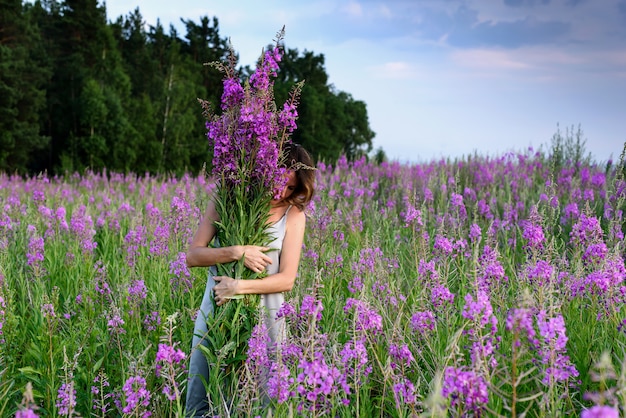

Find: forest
<box><xmin>0</xmin><ymin>0</ymin><xmax>376</xmax><ymax>175</ymax></box>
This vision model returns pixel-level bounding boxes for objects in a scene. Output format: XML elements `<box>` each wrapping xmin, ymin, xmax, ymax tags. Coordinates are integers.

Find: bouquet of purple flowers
<box><xmin>198</xmin><ymin>27</ymin><xmax>303</xmax><ymax>387</ymax></box>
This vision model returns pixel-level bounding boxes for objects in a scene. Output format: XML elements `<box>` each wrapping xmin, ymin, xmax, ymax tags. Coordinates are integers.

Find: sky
<box><xmin>103</xmin><ymin>0</ymin><xmax>626</xmax><ymax>164</ymax></box>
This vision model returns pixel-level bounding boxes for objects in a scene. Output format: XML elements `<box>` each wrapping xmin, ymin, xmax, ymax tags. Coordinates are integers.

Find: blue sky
<box><xmin>104</xmin><ymin>0</ymin><xmax>626</xmax><ymax>163</ymax></box>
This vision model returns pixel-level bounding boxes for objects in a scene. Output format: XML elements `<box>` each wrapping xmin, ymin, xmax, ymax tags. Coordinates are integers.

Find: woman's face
<box><xmin>273</xmin><ymin>171</ymin><xmax>297</xmax><ymax>203</ymax></box>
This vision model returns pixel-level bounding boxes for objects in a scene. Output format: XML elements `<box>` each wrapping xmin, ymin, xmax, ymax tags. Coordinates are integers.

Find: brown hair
<box><xmin>281</xmin><ymin>143</ymin><xmax>315</xmax><ymax>210</ymax></box>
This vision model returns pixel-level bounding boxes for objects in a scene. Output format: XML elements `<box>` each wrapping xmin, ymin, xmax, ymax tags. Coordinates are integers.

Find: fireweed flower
<box><xmin>583</xmin><ymin>254</ymin><xmax>626</xmax><ymax>297</ymax></box>
<box><xmin>267</xmin><ymin>362</ymin><xmax>294</xmax><ymax>403</ymax></box>
<box><xmin>199</xmin><ymin>34</ymin><xmax>307</xmax><ymax>380</ymax></box>
<box><xmin>536</xmin><ymin>310</ymin><xmax>579</xmax><ymax>385</ymax></box>
<box><xmin>93</xmin><ymin>260</ymin><xmax>112</xmax><ymax>301</ymax></box>
<box><xmin>477</xmin><ymin>245</ymin><xmax>507</xmax><ymax>291</ymax></box>
<box><xmin>295</xmin><ymin>352</ymin><xmax>350</xmax><ymax>411</ymax></box>
<box><xmin>442</xmin><ymin>367</ymin><xmax>488</xmax><ymax>415</ymax></box>
<box><xmin>121</xmin><ymin>376</ymin><xmax>151</xmax><ymax>416</ymax></box>
<box><xmin>344</xmin><ymin>298</ymin><xmax>382</xmax><ymax>334</ymax></box>
<box><xmin>56</xmin><ymin>206</ymin><xmax>69</xmax><ymax>231</ymax></box>
<box><xmin>583</xmin><ymin>242</ymin><xmax>608</xmax><ymax>266</ymax></box>
<box><xmin>431</xmin><ymin>284</ymin><xmax>455</xmax><ymax>310</ymax></box>
<box><xmin>581</xmin><ymin>405</ymin><xmax>620</xmax><ymax>418</ymax></box>
<box><xmin>562</xmin><ymin>202</ymin><xmax>580</xmax><ymax>224</ymax></box>
<box><xmin>401</xmin><ymin>198</ymin><xmax>422</xmax><ymax>228</ymax></box>
<box><xmin>143</xmin><ymin>311</ymin><xmax>161</xmax><ymax>332</ymax></box>
<box><xmin>55</xmin><ymin>382</ymin><xmax>76</xmax><ymax>416</ymax></box>
<box><xmin>127</xmin><ymin>279</ymin><xmax>147</xmax><ymax>305</ymax></box>
<box><xmin>26</xmin><ymin>225</ymin><xmax>45</xmax><ymax>275</ymax></box>
<box><xmin>149</xmin><ymin>223</ymin><xmax>170</xmax><ymax>256</ymax></box>
<box><xmin>69</xmin><ymin>205</ymin><xmax>97</xmax><ymax>254</ymax></box>
<box><xmin>276</xmin><ymin>301</ymin><xmax>296</xmax><ymax>319</ymax></box>
<box><xmin>524</xmin><ymin>259</ymin><xmax>555</xmax><ymax>287</ymax></box>
<box><xmin>91</xmin><ymin>372</ymin><xmax>112</xmax><ymax>415</ymax></box>
<box><xmin>352</xmin><ymin>247</ymin><xmax>384</xmax><ymax>275</ymax></box>
<box><xmin>410</xmin><ymin>310</ymin><xmax>436</xmax><ymax>335</ymax></box>
<box><xmin>433</xmin><ymin>234</ymin><xmax>454</xmax><ymax>257</ymax></box>
<box><xmin>392</xmin><ymin>376</ymin><xmax>417</xmax><ymax>407</ymax></box>
<box><xmin>15</xmin><ymin>410</ymin><xmax>39</xmax><ymax>418</ymax></box>
<box><xmin>462</xmin><ymin>291</ymin><xmax>499</xmax><ymax>370</ymax></box>
<box><xmin>124</xmin><ymin>225</ymin><xmax>147</xmax><ymax>268</ymax></box>
<box><xmin>469</xmin><ymin>223</ymin><xmax>482</xmax><ymax>243</ymax></box>
<box><xmin>300</xmin><ymin>295</ymin><xmax>324</xmax><ymax>322</ymax></box>
<box><xmin>570</xmin><ymin>213</ymin><xmax>604</xmax><ymax>247</ymax></box>
<box><xmin>155</xmin><ymin>343</ymin><xmax>187</xmax><ymax>401</ymax></box>
<box><xmin>506</xmin><ymin>307</ymin><xmax>538</xmax><ymax>348</ymax></box>
<box><xmin>340</xmin><ymin>338</ymin><xmax>371</xmax><ymax>383</ymax></box>
<box><xmin>107</xmin><ymin>313</ymin><xmax>125</xmax><ymax>335</ymax></box>
<box><xmin>246</xmin><ymin>321</ymin><xmax>271</xmax><ymax>371</ymax></box>
<box><xmin>168</xmin><ymin>252</ymin><xmax>192</xmax><ymax>293</ymax></box>
<box><xmin>41</xmin><ymin>303</ymin><xmax>56</xmax><ymax>320</ymax></box>
<box><xmin>521</xmin><ymin>218</ymin><xmax>546</xmax><ymax>251</ymax></box>
<box><xmin>449</xmin><ymin>192</ymin><xmax>468</xmax><ymax>223</ymax></box>
<box><xmin>389</xmin><ymin>343</ymin><xmax>414</xmax><ymax>368</ymax></box>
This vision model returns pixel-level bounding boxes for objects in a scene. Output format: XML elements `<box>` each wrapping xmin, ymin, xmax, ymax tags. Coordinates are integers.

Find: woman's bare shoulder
<box><xmin>286</xmin><ymin>205</ymin><xmax>306</xmax><ymax>225</ymax></box>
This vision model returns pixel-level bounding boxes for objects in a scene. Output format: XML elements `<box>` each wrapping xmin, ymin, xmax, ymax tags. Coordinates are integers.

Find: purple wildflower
<box><xmin>344</xmin><ymin>298</ymin><xmax>382</xmax><ymax>334</ymax></box>
<box><xmin>389</xmin><ymin>343</ymin><xmax>414</xmax><ymax>368</ymax></box>
<box><xmin>41</xmin><ymin>303</ymin><xmax>56</xmax><ymax>320</ymax></box>
<box><xmin>295</xmin><ymin>352</ymin><xmax>350</xmax><ymax>411</ymax></box>
<box><xmin>155</xmin><ymin>343</ymin><xmax>187</xmax><ymax>401</ymax></box>
<box><xmin>91</xmin><ymin>372</ymin><xmax>112</xmax><ymax>415</ymax></box>
<box><xmin>392</xmin><ymin>376</ymin><xmax>417</xmax><ymax>407</ymax></box>
<box><xmin>431</xmin><ymin>284</ymin><xmax>455</xmax><ymax>309</ymax></box>
<box><xmin>433</xmin><ymin>234</ymin><xmax>454</xmax><ymax>256</ymax></box>
<box><xmin>124</xmin><ymin>225</ymin><xmax>147</xmax><ymax>268</ymax></box>
<box><xmin>168</xmin><ymin>252</ymin><xmax>192</xmax><ymax>293</ymax></box>
<box><xmin>401</xmin><ymin>199</ymin><xmax>422</xmax><ymax>228</ymax></box>
<box><xmin>300</xmin><ymin>295</ymin><xmax>323</xmax><ymax>321</ymax></box>
<box><xmin>410</xmin><ymin>310</ymin><xmax>436</xmax><ymax>334</ymax></box>
<box><xmin>536</xmin><ymin>310</ymin><xmax>579</xmax><ymax>385</ymax></box>
<box><xmin>15</xmin><ymin>410</ymin><xmax>39</xmax><ymax>418</ymax></box>
<box><xmin>506</xmin><ymin>308</ymin><xmax>538</xmax><ymax>348</ymax></box>
<box><xmin>580</xmin><ymin>405</ymin><xmax>619</xmax><ymax>418</ymax></box>
<box><xmin>469</xmin><ymin>223</ymin><xmax>482</xmax><ymax>242</ymax></box>
<box><xmin>107</xmin><ymin>313</ymin><xmax>125</xmax><ymax>335</ymax></box>
<box><xmin>143</xmin><ymin>311</ymin><xmax>161</xmax><ymax>332</ymax></box>
<box><xmin>69</xmin><ymin>205</ymin><xmax>97</xmax><ymax>254</ymax></box>
<box><xmin>442</xmin><ymin>367</ymin><xmax>489</xmax><ymax>415</ymax></box>
<box><xmin>246</xmin><ymin>322</ymin><xmax>271</xmax><ymax>371</ymax></box>
<box><xmin>267</xmin><ymin>362</ymin><xmax>294</xmax><ymax>403</ymax></box>
<box><xmin>570</xmin><ymin>213</ymin><xmax>603</xmax><ymax>247</ymax></box>
<box><xmin>55</xmin><ymin>382</ymin><xmax>76</xmax><ymax>416</ymax></box>
<box><xmin>121</xmin><ymin>376</ymin><xmax>151</xmax><ymax>416</ymax></box>
<box><xmin>276</xmin><ymin>302</ymin><xmax>296</xmax><ymax>318</ymax></box>
<box><xmin>340</xmin><ymin>338</ymin><xmax>371</xmax><ymax>382</ymax></box>
<box><xmin>127</xmin><ymin>279</ymin><xmax>147</xmax><ymax>306</ymax></box>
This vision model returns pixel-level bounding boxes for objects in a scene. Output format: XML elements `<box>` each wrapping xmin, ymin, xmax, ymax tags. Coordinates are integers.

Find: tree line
<box><xmin>0</xmin><ymin>0</ymin><xmax>376</xmax><ymax>175</ymax></box>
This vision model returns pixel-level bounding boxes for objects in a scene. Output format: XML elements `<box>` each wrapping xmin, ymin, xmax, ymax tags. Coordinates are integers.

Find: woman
<box><xmin>185</xmin><ymin>144</ymin><xmax>315</xmax><ymax>417</ymax></box>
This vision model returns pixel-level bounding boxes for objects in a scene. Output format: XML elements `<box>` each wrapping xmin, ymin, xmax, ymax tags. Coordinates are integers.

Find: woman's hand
<box><xmin>213</xmin><ymin>276</ymin><xmax>239</xmax><ymax>306</ymax></box>
<box><xmin>237</xmin><ymin>245</ymin><xmax>273</xmax><ymax>274</ymax></box>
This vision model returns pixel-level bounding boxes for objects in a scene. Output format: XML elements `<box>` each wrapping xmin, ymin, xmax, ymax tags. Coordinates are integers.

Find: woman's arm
<box><xmin>213</xmin><ymin>207</ymin><xmax>306</xmax><ymax>303</ymax></box>
<box><xmin>186</xmin><ymin>199</ymin><xmax>273</xmax><ymax>272</ymax></box>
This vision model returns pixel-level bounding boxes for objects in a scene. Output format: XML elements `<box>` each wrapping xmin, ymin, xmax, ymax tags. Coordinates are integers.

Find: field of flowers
<box><xmin>2</xmin><ymin>146</ymin><xmax>626</xmax><ymax>417</ymax></box>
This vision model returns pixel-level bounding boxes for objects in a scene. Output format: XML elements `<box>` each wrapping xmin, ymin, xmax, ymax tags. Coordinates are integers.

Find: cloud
<box><xmin>375</xmin><ymin>61</ymin><xmax>420</xmax><ymax>79</ymax></box>
<box><xmin>343</xmin><ymin>1</ymin><xmax>364</xmax><ymax>18</ymax></box>
<box><xmin>447</xmin><ymin>15</ymin><xmax>570</xmax><ymax>48</ymax></box>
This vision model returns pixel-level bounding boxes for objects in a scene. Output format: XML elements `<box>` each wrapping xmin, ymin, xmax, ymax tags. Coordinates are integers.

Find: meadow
<box><xmin>2</xmin><ymin>145</ymin><xmax>626</xmax><ymax>417</ymax></box>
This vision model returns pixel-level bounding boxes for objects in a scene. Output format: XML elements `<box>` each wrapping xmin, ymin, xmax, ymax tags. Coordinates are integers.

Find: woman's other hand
<box><xmin>237</xmin><ymin>245</ymin><xmax>273</xmax><ymax>274</ymax></box>
<box><xmin>213</xmin><ymin>276</ymin><xmax>239</xmax><ymax>306</ymax></box>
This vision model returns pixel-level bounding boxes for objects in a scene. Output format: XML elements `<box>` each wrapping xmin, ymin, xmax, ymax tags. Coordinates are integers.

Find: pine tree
<box><xmin>0</xmin><ymin>0</ymin><xmax>50</xmax><ymax>173</ymax></box>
